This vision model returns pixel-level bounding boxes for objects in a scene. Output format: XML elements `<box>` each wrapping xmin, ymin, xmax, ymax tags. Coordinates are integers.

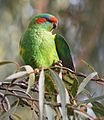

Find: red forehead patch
<box><xmin>50</xmin><ymin>17</ymin><xmax>58</xmax><ymax>23</ymax></box>
<box><xmin>36</xmin><ymin>18</ymin><xmax>47</xmax><ymax>24</ymax></box>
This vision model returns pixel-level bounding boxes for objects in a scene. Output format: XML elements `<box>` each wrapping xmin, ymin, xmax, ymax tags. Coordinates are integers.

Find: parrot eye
<box><xmin>45</xmin><ymin>17</ymin><xmax>58</xmax><ymax>23</ymax></box>
<box><xmin>36</xmin><ymin>18</ymin><xmax>47</xmax><ymax>24</ymax></box>
<box><xmin>50</xmin><ymin>17</ymin><xmax>58</xmax><ymax>23</ymax></box>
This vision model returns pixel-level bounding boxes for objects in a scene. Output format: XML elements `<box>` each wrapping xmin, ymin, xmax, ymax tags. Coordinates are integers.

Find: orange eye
<box><xmin>50</xmin><ymin>17</ymin><xmax>58</xmax><ymax>23</ymax></box>
<box><xmin>36</xmin><ymin>18</ymin><xmax>47</xmax><ymax>24</ymax></box>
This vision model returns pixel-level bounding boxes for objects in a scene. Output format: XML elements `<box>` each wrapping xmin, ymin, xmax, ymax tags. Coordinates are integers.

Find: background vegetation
<box><xmin>0</xmin><ymin>0</ymin><xmax>104</xmax><ymax>119</ymax></box>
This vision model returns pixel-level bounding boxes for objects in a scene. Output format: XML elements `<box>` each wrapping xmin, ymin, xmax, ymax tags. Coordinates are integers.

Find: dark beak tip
<box><xmin>53</xmin><ymin>23</ymin><xmax>58</xmax><ymax>29</ymax></box>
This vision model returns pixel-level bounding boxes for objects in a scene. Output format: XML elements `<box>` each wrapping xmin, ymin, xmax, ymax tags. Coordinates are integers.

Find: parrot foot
<box><xmin>52</xmin><ymin>60</ymin><xmax>63</xmax><ymax>67</ymax></box>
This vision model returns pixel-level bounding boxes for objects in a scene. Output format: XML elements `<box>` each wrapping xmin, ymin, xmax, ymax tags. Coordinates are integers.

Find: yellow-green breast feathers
<box><xmin>20</xmin><ymin>28</ymin><xmax>59</xmax><ymax>68</ymax></box>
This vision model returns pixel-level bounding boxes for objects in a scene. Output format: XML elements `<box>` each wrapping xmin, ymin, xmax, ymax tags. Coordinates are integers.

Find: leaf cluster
<box><xmin>0</xmin><ymin>61</ymin><xmax>104</xmax><ymax>120</ymax></box>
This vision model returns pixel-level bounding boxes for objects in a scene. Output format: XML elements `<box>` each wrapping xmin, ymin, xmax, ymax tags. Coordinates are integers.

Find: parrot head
<box><xmin>29</xmin><ymin>13</ymin><xmax>58</xmax><ymax>31</ymax></box>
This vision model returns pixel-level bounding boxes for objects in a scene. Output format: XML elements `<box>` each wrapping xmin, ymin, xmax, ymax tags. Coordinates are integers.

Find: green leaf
<box><xmin>50</xmin><ymin>69</ymin><xmax>67</xmax><ymax>120</ymax></box>
<box><xmin>31</xmin><ymin>110</ymin><xmax>38</xmax><ymax>120</ymax></box>
<box><xmin>5</xmin><ymin>71</ymin><xmax>28</xmax><ymax>80</ymax></box>
<box><xmin>31</xmin><ymin>110</ymin><xmax>35</xmax><ymax>120</ymax></box>
<box><xmin>92</xmin><ymin>101</ymin><xmax>104</xmax><ymax>117</ymax></box>
<box><xmin>77</xmin><ymin>72</ymin><xmax>97</xmax><ymax>95</ymax></box>
<box><xmin>82</xmin><ymin>95</ymin><xmax>104</xmax><ymax>104</ymax></box>
<box><xmin>22</xmin><ymin>65</ymin><xmax>35</xmax><ymax>93</ymax></box>
<box><xmin>45</xmin><ymin>104</ymin><xmax>55</xmax><ymax>120</ymax></box>
<box><xmin>81</xmin><ymin>88</ymin><xmax>92</xmax><ymax>97</ymax></box>
<box><xmin>70</xmin><ymin>75</ymin><xmax>79</xmax><ymax>97</ymax></box>
<box><xmin>12</xmin><ymin>113</ymin><xmax>23</xmax><ymax>120</ymax></box>
<box><xmin>39</xmin><ymin>68</ymin><xmax>45</xmax><ymax>120</ymax></box>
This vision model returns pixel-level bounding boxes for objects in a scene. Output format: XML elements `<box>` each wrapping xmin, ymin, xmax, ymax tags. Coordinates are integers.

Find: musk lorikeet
<box><xmin>19</xmin><ymin>13</ymin><xmax>79</xmax><ymax>100</ymax></box>
<box><xmin>19</xmin><ymin>13</ymin><xmax>75</xmax><ymax>71</ymax></box>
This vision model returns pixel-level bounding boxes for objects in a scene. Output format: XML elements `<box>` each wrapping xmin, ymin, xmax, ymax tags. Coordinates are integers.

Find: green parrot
<box><xmin>19</xmin><ymin>13</ymin><xmax>75</xmax><ymax>71</ymax></box>
<box><xmin>20</xmin><ymin>13</ymin><xmax>79</xmax><ymax>101</ymax></box>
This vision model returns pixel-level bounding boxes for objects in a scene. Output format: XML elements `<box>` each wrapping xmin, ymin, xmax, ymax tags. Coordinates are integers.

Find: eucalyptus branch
<box><xmin>50</xmin><ymin>66</ymin><xmax>104</xmax><ymax>84</ymax></box>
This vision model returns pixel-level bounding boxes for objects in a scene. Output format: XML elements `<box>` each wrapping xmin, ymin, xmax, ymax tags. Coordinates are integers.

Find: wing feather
<box><xmin>54</xmin><ymin>34</ymin><xmax>75</xmax><ymax>71</ymax></box>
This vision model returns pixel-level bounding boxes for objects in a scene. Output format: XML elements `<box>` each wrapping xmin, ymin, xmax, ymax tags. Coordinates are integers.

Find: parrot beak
<box><xmin>53</xmin><ymin>23</ymin><xmax>57</xmax><ymax>29</ymax></box>
<box><xmin>51</xmin><ymin>23</ymin><xmax>58</xmax><ymax>32</ymax></box>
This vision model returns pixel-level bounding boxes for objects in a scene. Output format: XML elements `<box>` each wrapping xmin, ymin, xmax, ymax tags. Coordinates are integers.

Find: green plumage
<box><xmin>20</xmin><ymin>13</ymin><xmax>74</xmax><ymax>70</ymax></box>
<box><xmin>20</xmin><ymin>28</ymin><xmax>59</xmax><ymax>68</ymax></box>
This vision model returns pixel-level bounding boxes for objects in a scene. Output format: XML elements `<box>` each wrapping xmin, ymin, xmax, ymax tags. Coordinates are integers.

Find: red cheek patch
<box><xmin>36</xmin><ymin>18</ymin><xmax>47</xmax><ymax>24</ymax></box>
